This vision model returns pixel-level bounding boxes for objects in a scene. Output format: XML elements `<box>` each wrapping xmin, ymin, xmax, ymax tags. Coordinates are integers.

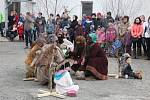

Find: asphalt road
<box><xmin>0</xmin><ymin>42</ymin><xmax>150</xmax><ymax>100</ymax></box>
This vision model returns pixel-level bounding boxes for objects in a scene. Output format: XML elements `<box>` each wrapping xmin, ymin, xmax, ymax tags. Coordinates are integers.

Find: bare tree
<box><xmin>104</xmin><ymin>0</ymin><xmax>143</xmax><ymax>18</ymax></box>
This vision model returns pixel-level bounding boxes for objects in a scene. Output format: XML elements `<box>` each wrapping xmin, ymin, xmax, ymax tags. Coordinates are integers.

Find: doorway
<box><xmin>8</xmin><ymin>2</ymin><xmax>21</xmax><ymax>15</ymax></box>
<box><xmin>81</xmin><ymin>1</ymin><xmax>93</xmax><ymax>16</ymax></box>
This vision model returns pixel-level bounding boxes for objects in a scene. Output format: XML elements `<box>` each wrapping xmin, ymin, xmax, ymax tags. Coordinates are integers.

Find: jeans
<box><xmin>32</xmin><ymin>29</ymin><xmax>37</xmax><ymax>41</ymax></box>
<box><xmin>132</xmin><ymin>38</ymin><xmax>141</xmax><ymax>57</ymax></box>
<box><xmin>0</xmin><ymin>23</ymin><xmax>4</xmax><ymax>37</ymax></box>
<box><xmin>25</xmin><ymin>30</ymin><xmax>33</xmax><ymax>47</ymax></box>
<box><xmin>141</xmin><ymin>37</ymin><xmax>147</xmax><ymax>55</ymax></box>
<box><xmin>146</xmin><ymin>38</ymin><xmax>150</xmax><ymax>58</ymax></box>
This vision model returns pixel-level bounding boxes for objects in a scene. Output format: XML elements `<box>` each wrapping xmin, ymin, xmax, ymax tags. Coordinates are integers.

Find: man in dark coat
<box><xmin>91</xmin><ymin>13</ymin><xmax>97</xmax><ymax>31</ymax></box>
<box><xmin>69</xmin><ymin>15</ymin><xmax>78</xmax><ymax>43</ymax></box>
<box><xmin>35</xmin><ymin>12</ymin><xmax>46</xmax><ymax>35</ymax></box>
<box><xmin>102</xmin><ymin>12</ymin><xmax>114</xmax><ymax>29</ymax></box>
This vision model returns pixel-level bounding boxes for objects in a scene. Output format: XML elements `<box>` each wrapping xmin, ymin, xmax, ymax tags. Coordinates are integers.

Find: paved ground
<box><xmin>0</xmin><ymin>37</ymin><xmax>9</xmax><ymax>42</ymax></box>
<box><xmin>0</xmin><ymin>41</ymin><xmax>150</xmax><ymax>100</ymax></box>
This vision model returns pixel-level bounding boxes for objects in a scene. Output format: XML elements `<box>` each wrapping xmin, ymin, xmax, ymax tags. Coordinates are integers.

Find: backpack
<box><xmin>111</xmin><ymin>39</ymin><xmax>122</xmax><ymax>54</ymax></box>
<box><xmin>106</xmin><ymin>27</ymin><xmax>117</xmax><ymax>42</ymax></box>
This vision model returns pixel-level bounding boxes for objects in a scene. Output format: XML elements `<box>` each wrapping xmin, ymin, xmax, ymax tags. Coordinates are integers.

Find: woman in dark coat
<box><xmin>83</xmin><ymin>34</ymin><xmax>108</xmax><ymax>80</ymax></box>
<box><xmin>69</xmin><ymin>15</ymin><xmax>78</xmax><ymax>43</ymax></box>
<box><xmin>72</xmin><ymin>34</ymin><xmax>108</xmax><ymax>80</ymax></box>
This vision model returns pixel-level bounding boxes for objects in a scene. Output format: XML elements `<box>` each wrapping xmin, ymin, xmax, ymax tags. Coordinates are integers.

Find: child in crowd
<box><xmin>84</xmin><ymin>16</ymin><xmax>93</xmax><ymax>35</ymax></box>
<box><xmin>111</xmin><ymin>37</ymin><xmax>122</xmax><ymax>57</ymax></box>
<box><xmin>105</xmin><ymin>22</ymin><xmax>117</xmax><ymax>55</ymax></box>
<box><xmin>106</xmin><ymin>22</ymin><xmax>117</xmax><ymax>42</ymax></box>
<box><xmin>17</xmin><ymin>22</ymin><xmax>24</xmax><ymax>41</ymax></box>
<box><xmin>96</xmin><ymin>26</ymin><xmax>106</xmax><ymax>48</ymax></box>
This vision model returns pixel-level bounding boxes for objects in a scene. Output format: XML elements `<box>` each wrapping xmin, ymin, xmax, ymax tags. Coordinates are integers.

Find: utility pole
<box><xmin>54</xmin><ymin>0</ymin><xmax>58</xmax><ymax>17</ymax></box>
<box><xmin>4</xmin><ymin>0</ymin><xmax>10</xmax><ymax>33</ymax></box>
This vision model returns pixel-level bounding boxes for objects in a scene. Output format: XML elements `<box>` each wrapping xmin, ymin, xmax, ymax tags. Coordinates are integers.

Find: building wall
<box><xmin>0</xmin><ymin>0</ymin><xmax>6</xmax><ymax>15</ymax></box>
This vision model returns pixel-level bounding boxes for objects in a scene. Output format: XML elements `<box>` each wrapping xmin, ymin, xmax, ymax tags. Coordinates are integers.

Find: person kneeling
<box><xmin>75</xmin><ymin>33</ymin><xmax>108</xmax><ymax>80</ymax></box>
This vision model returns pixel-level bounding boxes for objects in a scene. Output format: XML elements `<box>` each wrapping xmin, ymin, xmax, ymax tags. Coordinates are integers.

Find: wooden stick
<box><xmin>23</xmin><ymin>78</ymin><xmax>36</xmax><ymax>81</ymax></box>
<box><xmin>37</xmin><ymin>91</ymin><xmax>65</xmax><ymax>99</ymax></box>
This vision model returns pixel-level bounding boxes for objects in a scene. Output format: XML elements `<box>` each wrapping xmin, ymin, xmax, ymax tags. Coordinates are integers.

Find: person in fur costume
<box><xmin>25</xmin><ymin>37</ymin><xmax>46</xmax><ymax>78</ymax></box>
<box><xmin>34</xmin><ymin>44</ymin><xmax>66</xmax><ymax>85</ymax></box>
<box><xmin>34</xmin><ymin>44</ymin><xmax>56</xmax><ymax>84</ymax></box>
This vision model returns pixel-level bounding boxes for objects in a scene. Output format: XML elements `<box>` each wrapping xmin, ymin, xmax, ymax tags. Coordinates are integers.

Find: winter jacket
<box><xmin>46</xmin><ymin>21</ymin><xmax>55</xmax><ymax>34</ymax></box>
<box><xmin>106</xmin><ymin>26</ymin><xmax>117</xmax><ymax>42</ymax></box>
<box><xmin>24</xmin><ymin>15</ymin><xmax>34</xmax><ymax>31</ymax></box>
<box><xmin>96</xmin><ymin>30</ymin><xmax>106</xmax><ymax>43</ymax></box>
<box><xmin>35</xmin><ymin>17</ymin><xmax>46</xmax><ymax>33</ymax></box>
<box><xmin>118</xmin><ymin>22</ymin><xmax>130</xmax><ymax>39</ymax></box>
<box><xmin>84</xmin><ymin>20</ymin><xmax>93</xmax><ymax>34</ymax></box>
<box><xmin>131</xmin><ymin>24</ymin><xmax>143</xmax><ymax>38</ymax></box>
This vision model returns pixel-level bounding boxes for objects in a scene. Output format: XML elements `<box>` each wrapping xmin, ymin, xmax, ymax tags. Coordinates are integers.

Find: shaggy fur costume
<box><xmin>25</xmin><ymin>39</ymin><xmax>46</xmax><ymax>78</ymax></box>
<box><xmin>34</xmin><ymin>44</ymin><xmax>58</xmax><ymax>84</ymax></box>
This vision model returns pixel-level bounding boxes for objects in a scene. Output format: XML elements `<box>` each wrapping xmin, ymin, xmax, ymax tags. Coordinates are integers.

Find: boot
<box><xmin>137</xmin><ymin>48</ymin><xmax>142</xmax><ymax>56</ymax></box>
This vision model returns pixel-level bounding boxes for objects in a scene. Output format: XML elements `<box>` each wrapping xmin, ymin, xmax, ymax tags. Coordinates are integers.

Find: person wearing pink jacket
<box><xmin>131</xmin><ymin>17</ymin><xmax>144</xmax><ymax>59</ymax></box>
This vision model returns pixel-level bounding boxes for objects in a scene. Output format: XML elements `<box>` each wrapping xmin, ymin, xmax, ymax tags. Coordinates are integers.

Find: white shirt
<box><xmin>60</xmin><ymin>38</ymin><xmax>74</xmax><ymax>52</ymax></box>
<box><xmin>144</xmin><ymin>22</ymin><xmax>150</xmax><ymax>38</ymax></box>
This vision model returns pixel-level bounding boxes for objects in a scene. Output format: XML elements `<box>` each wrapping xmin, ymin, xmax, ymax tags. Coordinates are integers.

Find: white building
<box><xmin>1</xmin><ymin>0</ymin><xmax>150</xmax><ymax>21</ymax></box>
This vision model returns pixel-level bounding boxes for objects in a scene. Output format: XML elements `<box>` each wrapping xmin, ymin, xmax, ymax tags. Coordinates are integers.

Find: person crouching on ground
<box><xmin>76</xmin><ymin>34</ymin><xmax>108</xmax><ymax>80</ymax></box>
<box><xmin>25</xmin><ymin>36</ymin><xmax>47</xmax><ymax>78</ymax></box>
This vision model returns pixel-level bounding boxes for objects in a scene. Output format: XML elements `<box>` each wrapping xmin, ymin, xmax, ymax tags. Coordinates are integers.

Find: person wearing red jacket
<box><xmin>17</xmin><ymin>22</ymin><xmax>24</xmax><ymax>41</ymax></box>
<box><xmin>131</xmin><ymin>17</ymin><xmax>143</xmax><ymax>59</ymax></box>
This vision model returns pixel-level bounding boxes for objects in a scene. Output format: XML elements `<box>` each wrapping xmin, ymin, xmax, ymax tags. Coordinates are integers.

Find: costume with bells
<box><xmin>25</xmin><ymin>37</ymin><xmax>46</xmax><ymax>79</ymax></box>
<box><xmin>34</xmin><ymin>34</ymin><xmax>77</xmax><ymax>98</ymax></box>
